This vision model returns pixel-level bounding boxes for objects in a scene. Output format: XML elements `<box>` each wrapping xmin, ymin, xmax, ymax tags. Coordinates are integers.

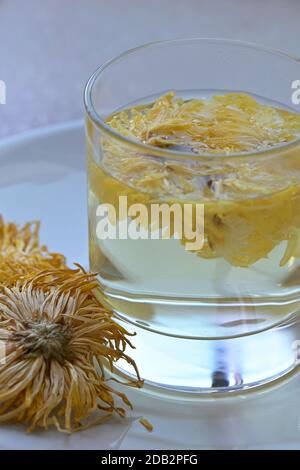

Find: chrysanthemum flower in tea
<box><xmin>89</xmin><ymin>92</ymin><xmax>300</xmax><ymax>268</ymax></box>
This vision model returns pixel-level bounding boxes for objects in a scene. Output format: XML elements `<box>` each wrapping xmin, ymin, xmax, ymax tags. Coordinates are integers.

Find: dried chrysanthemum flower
<box><xmin>0</xmin><ymin>217</ymin><xmax>65</xmax><ymax>287</ymax></box>
<box><xmin>0</xmin><ymin>266</ymin><xmax>143</xmax><ymax>433</ymax></box>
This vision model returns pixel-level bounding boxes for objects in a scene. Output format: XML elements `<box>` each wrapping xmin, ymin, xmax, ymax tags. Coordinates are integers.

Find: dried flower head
<box><xmin>0</xmin><ymin>266</ymin><xmax>142</xmax><ymax>433</ymax></box>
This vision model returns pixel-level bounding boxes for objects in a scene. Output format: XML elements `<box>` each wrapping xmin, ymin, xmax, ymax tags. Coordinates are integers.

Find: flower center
<box><xmin>12</xmin><ymin>320</ymin><xmax>72</xmax><ymax>363</ymax></box>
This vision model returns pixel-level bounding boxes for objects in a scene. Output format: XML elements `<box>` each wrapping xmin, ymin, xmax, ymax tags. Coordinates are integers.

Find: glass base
<box><xmin>114</xmin><ymin>316</ymin><xmax>300</xmax><ymax>394</ymax></box>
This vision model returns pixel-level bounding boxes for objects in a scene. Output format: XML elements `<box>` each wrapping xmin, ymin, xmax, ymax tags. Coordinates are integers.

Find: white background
<box><xmin>0</xmin><ymin>0</ymin><xmax>299</xmax><ymax>137</ymax></box>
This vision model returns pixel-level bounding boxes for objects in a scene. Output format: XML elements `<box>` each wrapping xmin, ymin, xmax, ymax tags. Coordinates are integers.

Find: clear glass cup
<box><xmin>84</xmin><ymin>38</ymin><xmax>300</xmax><ymax>393</ymax></box>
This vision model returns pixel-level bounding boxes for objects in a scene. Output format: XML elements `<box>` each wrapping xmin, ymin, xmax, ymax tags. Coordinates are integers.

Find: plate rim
<box><xmin>0</xmin><ymin>119</ymin><xmax>84</xmax><ymax>152</ymax></box>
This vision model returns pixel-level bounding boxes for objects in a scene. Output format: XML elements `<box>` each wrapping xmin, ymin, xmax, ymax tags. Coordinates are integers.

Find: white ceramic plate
<box><xmin>1</xmin><ymin>121</ymin><xmax>300</xmax><ymax>450</ymax></box>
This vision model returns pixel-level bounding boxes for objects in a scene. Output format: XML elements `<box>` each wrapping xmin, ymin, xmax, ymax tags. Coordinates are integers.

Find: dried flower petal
<box><xmin>0</xmin><ymin>217</ymin><xmax>65</xmax><ymax>288</ymax></box>
<box><xmin>139</xmin><ymin>418</ymin><xmax>153</xmax><ymax>432</ymax></box>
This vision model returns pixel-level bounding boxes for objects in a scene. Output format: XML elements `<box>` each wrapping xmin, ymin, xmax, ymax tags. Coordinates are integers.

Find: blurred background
<box><xmin>0</xmin><ymin>0</ymin><xmax>299</xmax><ymax>138</ymax></box>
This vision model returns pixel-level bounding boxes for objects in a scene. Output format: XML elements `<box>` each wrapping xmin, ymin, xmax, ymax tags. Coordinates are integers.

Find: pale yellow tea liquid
<box><xmin>87</xmin><ymin>91</ymin><xmax>300</xmax><ymax>389</ymax></box>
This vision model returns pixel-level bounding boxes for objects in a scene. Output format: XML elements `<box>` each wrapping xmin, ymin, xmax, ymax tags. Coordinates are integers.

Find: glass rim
<box><xmin>84</xmin><ymin>37</ymin><xmax>300</xmax><ymax>161</ymax></box>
